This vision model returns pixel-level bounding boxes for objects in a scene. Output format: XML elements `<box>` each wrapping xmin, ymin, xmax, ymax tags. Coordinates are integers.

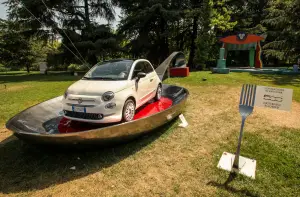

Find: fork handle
<box><xmin>233</xmin><ymin>117</ymin><xmax>246</xmax><ymax>170</ymax></box>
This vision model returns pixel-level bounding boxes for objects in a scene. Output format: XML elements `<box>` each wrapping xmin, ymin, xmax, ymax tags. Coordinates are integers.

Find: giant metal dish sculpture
<box><xmin>6</xmin><ymin>52</ymin><xmax>189</xmax><ymax>146</ymax></box>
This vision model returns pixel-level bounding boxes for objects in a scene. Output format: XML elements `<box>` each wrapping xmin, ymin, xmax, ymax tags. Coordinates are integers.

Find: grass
<box><xmin>0</xmin><ymin>72</ymin><xmax>83</xmax><ymax>126</ymax></box>
<box><xmin>213</xmin><ymin>128</ymin><xmax>300</xmax><ymax>197</ymax></box>
<box><xmin>1</xmin><ymin>71</ymin><xmax>300</xmax><ymax>196</ymax></box>
<box><xmin>165</xmin><ymin>72</ymin><xmax>300</xmax><ymax>101</ymax></box>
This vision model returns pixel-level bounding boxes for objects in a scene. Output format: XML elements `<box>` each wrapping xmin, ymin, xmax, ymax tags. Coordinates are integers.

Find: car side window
<box><xmin>131</xmin><ymin>62</ymin><xmax>144</xmax><ymax>79</ymax></box>
<box><xmin>144</xmin><ymin>62</ymin><xmax>154</xmax><ymax>74</ymax></box>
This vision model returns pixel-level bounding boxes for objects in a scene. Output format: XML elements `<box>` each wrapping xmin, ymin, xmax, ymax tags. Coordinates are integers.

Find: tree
<box><xmin>186</xmin><ymin>0</ymin><xmax>212</xmax><ymax>69</ymax></box>
<box><xmin>263</xmin><ymin>0</ymin><xmax>300</xmax><ymax>62</ymax></box>
<box><xmin>115</xmin><ymin>0</ymin><xmax>236</xmax><ymax>68</ymax></box>
<box><xmin>0</xmin><ymin>19</ymin><xmax>34</xmax><ymax>72</ymax></box>
<box><xmin>30</xmin><ymin>38</ymin><xmax>61</xmax><ymax>69</ymax></box>
<box><xmin>116</xmin><ymin>0</ymin><xmax>183</xmax><ymax>65</ymax></box>
<box><xmin>57</xmin><ymin>24</ymin><xmax>121</xmax><ymax>66</ymax></box>
<box><xmin>5</xmin><ymin>0</ymin><xmax>120</xmax><ymax>65</ymax></box>
<box><xmin>188</xmin><ymin>0</ymin><xmax>236</xmax><ymax>69</ymax></box>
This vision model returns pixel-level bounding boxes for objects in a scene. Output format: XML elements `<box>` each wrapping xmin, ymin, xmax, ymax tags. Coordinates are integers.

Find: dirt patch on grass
<box><xmin>0</xmin><ymin>127</ymin><xmax>13</xmax><ymax>145</ymax></box>
<box><xmin>253</xmin><ymin>101</ymin><xmax>300</xmax><ymax>129</ymax></box>
<box><xmin>0</xmin><ymin>85</ymin><xmax>30</xmax><ymax>92</ymax></box>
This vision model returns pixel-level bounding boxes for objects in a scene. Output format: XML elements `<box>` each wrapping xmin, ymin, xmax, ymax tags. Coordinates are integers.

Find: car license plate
<box><xmin>72</xmin><ymin>106</ymin><xmax>86</xmax><ymax>113</ymax></box>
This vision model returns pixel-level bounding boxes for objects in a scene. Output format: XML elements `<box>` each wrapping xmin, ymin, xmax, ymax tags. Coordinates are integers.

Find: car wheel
<box><xmin>122</xmin><ymin>99</ymin><xmax>136</xmax><ymax>122</ymax></box>
<box><xmin>154</xmin><ymin>85</ymin><xmax>162</xmax><ymax>101</ymax></box>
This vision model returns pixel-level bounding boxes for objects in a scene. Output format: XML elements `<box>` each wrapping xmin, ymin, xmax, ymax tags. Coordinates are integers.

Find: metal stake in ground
<box><xmin>232</xmin><ymin>84</ymin><xmax>256</xmax><ymax>171</ymax></box>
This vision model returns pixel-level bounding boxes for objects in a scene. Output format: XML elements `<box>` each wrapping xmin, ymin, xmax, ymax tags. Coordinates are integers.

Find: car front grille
<box><xmin>64</xmin><ymin>111</ymin><xmax>103</xmax><ymax>120</ymax></box>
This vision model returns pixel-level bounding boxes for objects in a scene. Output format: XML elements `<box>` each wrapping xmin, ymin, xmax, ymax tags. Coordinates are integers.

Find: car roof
<box><xmin>103</xmin><ymin>58</ymin><xmax>136</xmax><ymax>62</ymax></box>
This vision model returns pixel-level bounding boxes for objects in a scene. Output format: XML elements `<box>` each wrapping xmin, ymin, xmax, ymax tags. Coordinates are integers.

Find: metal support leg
<box><xmin>233</xmin><ymin>117</ymin><xmax>246</xmax><ymax>170</ymax></box>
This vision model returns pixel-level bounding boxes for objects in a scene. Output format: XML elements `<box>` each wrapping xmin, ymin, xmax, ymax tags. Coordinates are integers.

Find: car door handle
<box><xmin>150</xmin><ymin>78</ymin><xmax>154</xmax><ymax>82</ymax></box>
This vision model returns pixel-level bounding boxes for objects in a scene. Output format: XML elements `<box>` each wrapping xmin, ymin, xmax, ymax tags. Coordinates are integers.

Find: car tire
<box><xmin>154</xmin><ymin>84</ymin><xmax>162</xmax><ymax>101</ymax></box>
<box><xmin>122</xmin><ymin>99</ymin><xmax>136</xmax><ymax>122</ymax></box>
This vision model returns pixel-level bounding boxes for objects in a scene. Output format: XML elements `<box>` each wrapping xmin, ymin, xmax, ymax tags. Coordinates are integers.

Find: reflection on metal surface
<box><xmin>6</xmin><ymin>85</ymin><xmax>188</xmax><ymax>146</ymax></box>
<box><xmin>155</xmin><ymin>52</ymin><xmax>186</xmax><ymax>81</ymax></box>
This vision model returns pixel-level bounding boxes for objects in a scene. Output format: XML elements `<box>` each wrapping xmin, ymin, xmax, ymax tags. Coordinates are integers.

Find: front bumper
<box><xmin>63</xmin><ymin>113</ymin><xmax>122</xmax><ymax>123</ymax></box>
<box><xmin>62</xmin><ymin>95</ymin><xmax>123</xmax><ymax>123</ymax></box>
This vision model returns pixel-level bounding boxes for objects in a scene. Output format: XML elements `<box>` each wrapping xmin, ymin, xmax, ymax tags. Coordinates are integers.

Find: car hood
<box><xmin>67</xmin><ymin>79</ymin><xmax>129</xmax><ymax>96</ymax></box>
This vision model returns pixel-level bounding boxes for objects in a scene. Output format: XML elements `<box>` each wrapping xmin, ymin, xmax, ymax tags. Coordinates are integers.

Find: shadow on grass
<box><xmin>0</xmin><ymin>71</ymin><xmax>28</xmax><ymax>76</ymax></box>
<box><xmin>0</xmin><ymin>119</ymin><xmax>176</xmax><ymax>194</ymax></box>
<box><xmin>207</xmin><ymin>173</ymin><xmax>259</xmax><ymax>197</ymax></box>
<box><xmin>250</xmin><ymin>74</ymin><xmax>300</xmax><ymax>87</ymax></box>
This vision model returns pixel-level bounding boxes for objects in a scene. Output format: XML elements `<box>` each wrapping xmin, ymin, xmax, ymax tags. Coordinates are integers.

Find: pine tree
<box><xmin>0</xmin><ymin>19</ymin><xmax>34</xmax><ymax>72</ymax></box>
<box><xmin>5</xmin><ymin>0</ymin><xmax>119</xmax><ymax>65</ymax></box>
<box><xmin>263</xmin><ymin>0</ymin><xmax>300</xmax><ymax>62</ymax></box>
<box><xmin>116</xmin><ymin>0</ymin><xmax>183</xmax><ymax>65</ymax></box>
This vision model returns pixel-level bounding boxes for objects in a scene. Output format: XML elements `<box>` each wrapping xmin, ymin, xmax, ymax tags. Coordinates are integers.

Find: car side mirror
<box><xmin>137</xmin><ymin>72</ymin><xmax>146</xmax><ymax>79</ymax></box>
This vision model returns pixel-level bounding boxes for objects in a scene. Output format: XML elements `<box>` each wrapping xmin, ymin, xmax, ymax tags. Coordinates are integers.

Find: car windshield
<box><xmin>83</xmin><ymin>60</ymin><xmax>134</xmax><ymax>80</ymax></box>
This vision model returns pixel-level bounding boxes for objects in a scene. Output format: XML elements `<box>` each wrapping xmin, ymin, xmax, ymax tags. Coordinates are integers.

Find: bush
<box><xmin>67</xmin><ymin>64</ymin><xmax>88</xmax><ymax>72</ymax></box>
<box><xmin>50</xmin><ymin>64</ymin><xmax>68</xmax><ymax>71</ymax></box>
<box><xmin>30</xmin><ymin>63</ymin><xmax>40</xmax><ymax>71</ymax></box>
<box><xmin>0</xmin><ymin>64</ymin><xmax>10</xmax><ymax>72</ymax></box>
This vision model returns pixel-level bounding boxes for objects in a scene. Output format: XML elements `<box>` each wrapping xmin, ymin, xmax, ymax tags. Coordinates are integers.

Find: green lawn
<box><xmin>166</xmin><ymin>72</ymin><xmax>300</xmax><ymax>101</ymax></box>
<box><xmin>0</xmin><ymin>71</ymin><xmax>300</xmax><ymax>196</ymax></box>
<box><xmin>213</xmin><ymin>128</ymin><xmax>300</xmax><ymax>197</ymax></box>
<box><xmin>0</xmin><ymin>71</ymin><xmax>83</xmax><ymax>126</ymax></box>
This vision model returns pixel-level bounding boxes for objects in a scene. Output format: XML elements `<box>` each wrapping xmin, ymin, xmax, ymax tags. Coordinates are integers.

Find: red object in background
<box><xmin>170</xmin><ymin>67</ymin><xmax>189</xmax><ymax>77</ymax></box>
<box><xmin>255</xmin><ymin>41</ymin><xmax>263</xmax><ymax>68</ymax></box>
<box><xmin>220</xmin><ymin>34</ymin><xmax>264</xmax><ymax>44</ymax></box>
<box><xmin>58</xmin><ymin>97</ymin><xmax>173</xmax><ymax>133</ymax></box>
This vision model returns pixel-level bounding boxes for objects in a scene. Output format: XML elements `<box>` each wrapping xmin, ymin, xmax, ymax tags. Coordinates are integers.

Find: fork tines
<box><xmin>239</xmin><ymin>84</ymin><xmax>257</xmax><ymax>107</ymax></box>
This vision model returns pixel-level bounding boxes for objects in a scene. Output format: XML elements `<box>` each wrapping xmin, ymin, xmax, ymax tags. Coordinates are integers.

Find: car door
<box><xmin>143</xmin><ymin>61</ymin><xmax>157</xmax><ymax>96</ymax></box>
<box><xmin>131</xmin><ymin>61</ymin><xmax>148</xmax><ymax>105</ymax></box>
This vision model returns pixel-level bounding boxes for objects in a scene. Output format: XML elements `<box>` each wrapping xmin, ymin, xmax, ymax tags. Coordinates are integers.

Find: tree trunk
<box><xmin>160</xmin><ymin>18</ymin><xmax>169</xmax><ymax>62</ymax></box>
<box><xmin>179</xmin><ymin>35</ymin><xmax>184</xmax><ymax>51</ymax></box>
<box><xmin>176</xmin><ymin>20</ymin><xmax>180</xmax><ymax>50</ymax></box>
<box><xmin>83</xmin><ymin>0</ymin><xmax>90</xmax><ymax>29</ymax></box>
<box><xmin>188</xmin><ymin>16</ymin><xmax>198</xmax><ymax>69</ymax></box>
<box><xmin>26</xmin><ymin>65</ymin><xmax>30</xmax><ymax>73</ymax></box>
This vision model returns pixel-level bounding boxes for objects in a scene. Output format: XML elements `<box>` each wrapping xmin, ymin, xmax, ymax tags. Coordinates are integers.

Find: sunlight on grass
<box><xmin>165</xmin><ymin>71</ymin><xmax>300</xmax><ymax>101</ymax></box>
<box><xmin>214</xmin><ymin>128</ymin><xmax>300</xmax><ymax>197</ymax></box>
<box><xmin>1</xmin><ymin>71</ymin><xmax>300</xmax><ymax>196</ymax></box>
<box><xmin>0</xmin><ymin>73</ymin><xmax>82</xmax><ymax>125</ymax></box>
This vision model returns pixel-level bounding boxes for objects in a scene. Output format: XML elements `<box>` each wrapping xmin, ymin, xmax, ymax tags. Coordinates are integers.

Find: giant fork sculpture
<box><xmin>233</xmin><ymin>84</ymin><xmax>257</xmax><ymax>171</ymax></box>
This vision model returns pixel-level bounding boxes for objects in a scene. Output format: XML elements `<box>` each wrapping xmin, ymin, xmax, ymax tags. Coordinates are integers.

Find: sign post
<box><xmin>217</xmin><ymin>85</ymin><xmax>293</xmax><ymax>179</ymax></box>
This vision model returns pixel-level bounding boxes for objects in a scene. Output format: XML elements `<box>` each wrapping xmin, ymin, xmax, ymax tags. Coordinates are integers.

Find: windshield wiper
<box><xmin>82</xmin><ymin>76</ymin><xmax>91</xmax><ymax>80</ymax></box>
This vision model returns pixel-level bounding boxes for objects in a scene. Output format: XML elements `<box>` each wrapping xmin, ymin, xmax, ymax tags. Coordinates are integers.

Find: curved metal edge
<box><xmin>6</xmin><ymin>85</ymin><xmax>189</xmax><ymax>145</ymax></box>
<box><xmin>155</xmin><ymin>52</ymin><xmax>185</xmax><ymax>81</ymax></box>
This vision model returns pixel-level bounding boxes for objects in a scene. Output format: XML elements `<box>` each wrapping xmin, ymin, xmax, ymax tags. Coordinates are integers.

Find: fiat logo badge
<box><xmin>78</xmin><ymin>98</ymin><xmax>83</xmax><ymax>104</ymax></box>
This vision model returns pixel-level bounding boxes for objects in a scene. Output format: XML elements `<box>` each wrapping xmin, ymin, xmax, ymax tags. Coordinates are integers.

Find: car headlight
<box><xmin>102</xmin><ymin>91</ymin><xmax>114</xmax><ymax>101</ymax></box>
<box><xmin>64</xmin><ymin>91</ymin><xmax>69</xmax><ymax>99</ymax></box>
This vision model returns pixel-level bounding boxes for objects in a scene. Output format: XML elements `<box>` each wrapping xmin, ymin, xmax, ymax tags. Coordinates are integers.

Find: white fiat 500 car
<box><xmin>62</xmin><ymin>59</ymin><xmax>162</xmax><ymax>123</ymax></box>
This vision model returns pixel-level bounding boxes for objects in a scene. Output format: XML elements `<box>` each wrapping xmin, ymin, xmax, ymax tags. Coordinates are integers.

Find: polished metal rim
<box><xmin>6</xmin><ymin>84</ymin><xmax>189</xmax><ymax>145</ymax></box>
<box><xmin>125</xmin><ymin>101</ymin><xmax>135</xmax><ymax>121</ymax></box>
